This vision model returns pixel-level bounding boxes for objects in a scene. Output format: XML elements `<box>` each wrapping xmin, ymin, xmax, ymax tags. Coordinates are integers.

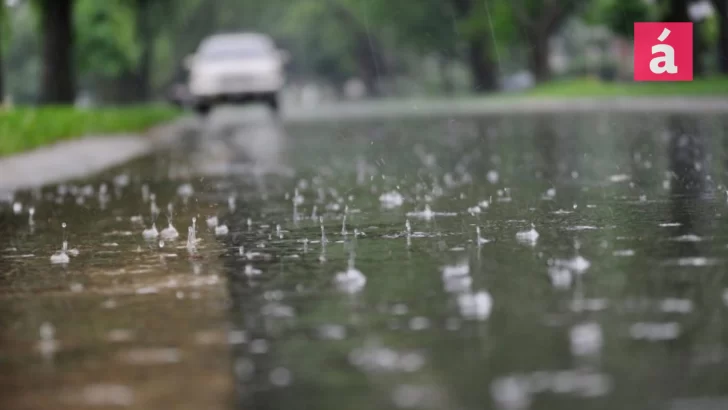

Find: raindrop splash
<box><xmin>142</xmin><ymin>223</ymin><xmax>159</xmax><ymax>240</ymax></box>
<box><xmin>141</xmin><ymin>184</ymin><xmax>150</xmax><ymax>202</ymax></box>
<box><xmin>406</xmin><ymin>219</ymin><xmax>412</xmax><ymax>247</ymax></box>
<box><xmin>215</xmin><ymin>224</ymin><xmax>229</xmax><ymax>236</ymax></box>
<box><xmin>334</xmin><ymin>246</ymin><xmax>366</xmax><ymax>293</ymax></box>
<box><xmin>476</xmin><ymin>226</ymin><xmax>490</xmax><ymax>245</ymax></box>
<box><xmin>37</xmin><ymin>322</ymin><xmax>58</xmax><ymax>359</ymax></box>
<box><xmin>320</xmin><ymin>216</ymin><xmax>328</xmax><ymax>244</ymax></box>
<box><xmin>50</xmin><ymin>222</ymin><xmax>70</xmax><ymax>264</ymax></box>
<box><xmin>206</xmin><ymin>215</ymin><xmax>219</xmax><ymax>229</ymax></box>
<box><xmin>458</xmin><ymin>291</ymin><xmax>493</xmax><ymax>320</ymax></box>
<box><xmin>187</xmin><ymin>217</ymin><xmax>198</xmax><ymax>256</ymax></box>
<box><xmin>293</xmin><ymin>188</ymin><xmax>304</xmax><ymax>205</ymax></box>
<box><xmin>341</xmin><ymin>206</ymin><xmax>349</xmax><ymax>236</ymax></box>
<box><xmin>516</xmin><ymin>223</ymin><xmax>539</xmax><ymax>246</ymax></box>
<box><xmin>160</xmin><ymin>203</ymin><xmax>179</xmax><ymax>240</ymax></box>
<box><xmin>149</xmin><ymin>193</ymin><xmax>160</xmax><ymax>219</ymax></box>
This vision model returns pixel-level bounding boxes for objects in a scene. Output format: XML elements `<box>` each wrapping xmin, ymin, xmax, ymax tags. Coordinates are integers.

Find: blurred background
<box><xmin>0</xmin><ymin>0</ymin><xmax>726</xmax><ymax>108</ymax></box>
<box><xmin>4</xmin><ymin>2</ymin><xmax>728</xmax><ymax>410</ymax></box>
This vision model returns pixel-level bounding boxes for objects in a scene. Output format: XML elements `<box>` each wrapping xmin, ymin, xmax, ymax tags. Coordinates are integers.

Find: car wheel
<box><xmin>266</xmin><ymin>93</ymin><xmax>280</xmax><ymax>114</ymax></box>
<box><xmin>194</xmin><ymin>102</ymin><xmax>212</xmax><ymax>117</ymax></box>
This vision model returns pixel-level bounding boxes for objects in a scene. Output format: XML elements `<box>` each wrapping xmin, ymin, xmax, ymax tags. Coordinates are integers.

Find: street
<box><xmin>2</xmin><ymin>105</ymin><xmax>728</xmax><ymax>409</ymax></box>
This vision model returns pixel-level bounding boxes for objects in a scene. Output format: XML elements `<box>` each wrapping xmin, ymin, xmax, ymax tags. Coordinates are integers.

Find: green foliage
<box><xmin>357</xmin><ymin>0</ymin><xmax>458</xmax><ymax>54</ymax></box>
<box><xmin>12</xmin><ymin>0</ymin><xmax>726</xmax><ymax>102</ymax></box>
<box><xmin>471</xmin><ymin>0</ymin><xmax>522</xmax><ymax>62</ymax></box>
<box><xmin>525</xmin><ymin>76</ymin><xmax>728</xmax><ymax>97</ymax></box>
<box><xmin>0</xmin><ymin>1</ymin><xmax>9</xmax><ymax>48</ymax></box>
<box><xmin>586</xmin><ymin>0</ymin><xmax>655</xmax><ymax>37</ymax></box>
<box><xmin>75</xmin><ymin>0</ymin><xmax>140</xmax><ymax>77</ymax></box>
<box><xmin>0</xmin><ymin>105</ymin><xmax>180</xmax><ymax>156</ymax></box>
<box><xmin>702</xmin><ymin>13</ymin><xmax>718</xmax><ymax>47</ymax></box>
<box><xmin>5</xmin><ymin>2</ymin><xmax>40</xmax><ymax>102</ymax></box>
<box><xmin>460</xmin><ymin>0</ymin><xmax>518</xmax><ymax>41</ymax></box>
<box><xmin>276</xmin><ymin>0</ymin><xmax>360</xmax><ymax>82</ymax></box>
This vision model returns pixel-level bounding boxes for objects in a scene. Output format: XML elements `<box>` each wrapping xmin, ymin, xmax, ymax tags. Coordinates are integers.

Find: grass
<box><xmin>366</xmin><ymin>76</ymin><xmax>728</xmax><ymax>110</ymax></box>
<box><xmin>0</xmin><ymin>105</ymin><xmax>181</xmax><ymax>157</ymax></box>
<box><xmin>523</xmin><ymin>76</ymin><xmax>728</xmax><ymax>97</ymax></box>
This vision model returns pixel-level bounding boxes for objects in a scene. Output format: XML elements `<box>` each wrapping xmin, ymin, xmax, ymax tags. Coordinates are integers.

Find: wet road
<box><xmin>3</xmin><ymin>105</ymin><xmax>728</xmax><ymax>410</ymax></box>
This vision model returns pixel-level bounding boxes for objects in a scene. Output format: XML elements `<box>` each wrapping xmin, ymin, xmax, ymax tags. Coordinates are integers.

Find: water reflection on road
<box><xmin>3</xmin><ymin>105</ymin><xmax>728</xmax><ymax>410</ymax></box>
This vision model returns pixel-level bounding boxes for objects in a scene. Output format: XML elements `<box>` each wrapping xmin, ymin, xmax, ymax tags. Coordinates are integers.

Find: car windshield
<box><xmin>199</xmin><ymin>46</ymin><xmax>270</xmax><ymax>60</ymax></box>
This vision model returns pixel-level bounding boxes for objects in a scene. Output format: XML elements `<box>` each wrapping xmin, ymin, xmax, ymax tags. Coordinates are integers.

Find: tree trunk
<box><xmin>354</xmin><ymin>33</ymin><xmax>384</xmax><ymax>97</ymax></box>
<box><xmin>694</xmin><ymin>21</ymin><xmax>705</xmax><ymax>77</ymax></box>
<box><xmin>329</xmin><ymin>2</ymin><xmax>387</xmax><ymax>97</ymax></box>
<box><xmin>719</xmin><ymin>18</ymin><xmax>728</xmax><ymax>74</ymax></box>
<box><xmin>0</xmin><ymin>25</ymin><xmax>4</xmax><ymax>104</ymax></box>
<box><xmin>713</xmin><ymin>0</ymin><xmax>728</xmax><ymax>74</ymax></box>
<box><xmin>451</xmin><ymin>0</ymin><xmax>498</xmax><ymax>93</ymax></box>
<box><xmin>468</xmin><ymin>37</ymin><xmax>498</xmax><ymax>93</ymax></box>
<box><xmin>438</xmin><ymin>55</ymin><xmax>454</xmax><ymax>95</ymax></box>
<box><xmin>39</xmin><ymin>0</ymin><xmax>76</xmax><ymax>104</ymax></box>
<box><xmin>134</xmin><ymin>0</ymin><xmax>153</xmax><ymax>101</ymax></box>
<box><xmin>663</xmin><ymin>0</ymin><xmax>690</xmax><ymax>22</ymax></box>
<box><xmin>529</xmin><ymin>34</ymin><xmax>551</xmax><ymax>83</ymax></box>
<box><xmin>662</xmin><ymin>0</ymin><xmax>705</xmax><ymax>76</ymax></box>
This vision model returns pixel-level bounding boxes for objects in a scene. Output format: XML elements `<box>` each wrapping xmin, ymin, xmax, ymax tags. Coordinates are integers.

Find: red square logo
<box><xmin>633</xmin><ymin>22</ymin><xmax>693</xmax><ymax>81</ymax></box>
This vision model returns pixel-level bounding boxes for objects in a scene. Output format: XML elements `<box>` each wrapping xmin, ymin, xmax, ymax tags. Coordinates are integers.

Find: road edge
<box><xmin>0</xmin><ymin>115</ymin><xmax>197</xmax><ymax>196</ymax></box>
<box><xmin>282</xmin><ymin>96</ymin><xmax>728</xmax><ymax>123</ymax></box>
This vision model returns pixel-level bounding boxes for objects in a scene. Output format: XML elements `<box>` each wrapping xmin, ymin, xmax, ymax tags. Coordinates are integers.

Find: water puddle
<box><xmin>3</xmin><ymin>111</ymin><xmax>728</xmax><ymax>410</ymax></box>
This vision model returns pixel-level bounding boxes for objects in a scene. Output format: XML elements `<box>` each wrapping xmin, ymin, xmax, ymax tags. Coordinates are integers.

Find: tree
<box><xmin>661</xmin><ymin>0</ymin><xmax>705</xmax><ymax>77</ymax></box>
<box><xmin>37</xmin><ymin>0</ymin><xmax>76</xmax><ymax>104</ymax></box>
<box><xmin>584</xmin><ymin>0</ymin><xmax>655</xmax><ymax>80</ymax></box>
<box><xmin>133</xmin><ymin>0</ymin><xmax>152</xmax><ymax>100</ymax></box>
<box><xmin>596</xmin><ymin>0</ymin><xmax>652</xmax><ymax>38</ymax></box>
<box><xmin>156</xmin><ymin>0</ymin><xmax>218</xmax><ymax>90</ymax></box>
<box><xmin>509</xmin><ymin>0</ymin><xmax>584</xmax><ymax>83</ymax></box>
<box><xmin>75</xmin><ymin>0</ymin><xmax>139</xmax><ymax>103</ymax></box>
<box><xmin>0</xmin><ymin>2</ymin><xmax>5</xmax><ymax>103</ymax></box>
<box><xmin>451</xmin><ymin>0</ymin><xmax>498</xmax><ymax>92</ymax></box>
<box><xmin>276</xmin><ymin>0</ymin><xmax>387</xmax><ymax>96</ymax></box>
<box><xmin>711</xmin><ymin>0</ymin><xmax>728</xmax><ymax>73</ymax></box>
<box><xmin>3</xmin><ymin>1</ymin><xmax>40</xmax><ymax>103</ymax></box>
<box><xmin>327</xmin><ymin>0</ymin><xmax>389</xmax><ymax>96</ymax></box>
<box><xmin>352</xmin><ymin>0</ymin><xmax>461</xmax><ymax>94</ymax></box>
<box><xmin>129</xmin><ymin>0</ymin><xmax>176</xmax><ymax>100</ymax></box>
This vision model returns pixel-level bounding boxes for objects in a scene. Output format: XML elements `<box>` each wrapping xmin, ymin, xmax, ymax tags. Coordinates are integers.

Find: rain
<box><xmin>2</xmin><ymin>0</ymin><xmax>728</xmax><ymax>409</ymax></box>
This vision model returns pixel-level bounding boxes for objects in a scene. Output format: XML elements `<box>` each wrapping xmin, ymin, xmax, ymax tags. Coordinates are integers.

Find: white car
<box><xmin>184</xmin><ymin>32</ymin><xmax>288</xmax><ymax>115</ymax></box>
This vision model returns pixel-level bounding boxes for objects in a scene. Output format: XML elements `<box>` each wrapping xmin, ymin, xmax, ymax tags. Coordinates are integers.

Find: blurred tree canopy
<box><xmin>75</xmin><ymin>0</ymin><xmax>139</xmax><ymax>78</ymax></box>
<box><xmin>712</xmin><ymin>0</ymin><xmax>728</xmax><ymax>73</ymax></box>
<box><xmin>0</xmin><ymin>1</ymin><xmax>7</xmax><ymax>100</ymax></box>
<box><xmin>0</xmin><ymin>0</ymin><xmax>727</xmax><ymax>105</ymax></box>
<box><xmin>585</xmin><ymin>0</ymin><xmax>654</xmax><ymax>38</ymax></box>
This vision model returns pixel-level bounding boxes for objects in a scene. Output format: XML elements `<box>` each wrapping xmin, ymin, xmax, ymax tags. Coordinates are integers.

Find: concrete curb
<box><xmin>282</xmin><ymin>97</ymin><xmax>728</xmax><ymax>123</ymax></box>
<box><xmin>0</xmin><ymin>116</ymin><xmax>197</xmax><ymax>196</ymax></box>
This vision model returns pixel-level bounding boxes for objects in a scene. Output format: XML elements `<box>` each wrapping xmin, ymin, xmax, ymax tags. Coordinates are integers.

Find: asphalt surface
<box><xmin>3</xmin><ymin>103</ymin><xmax>728</xmax><ymax>410</ymax></box>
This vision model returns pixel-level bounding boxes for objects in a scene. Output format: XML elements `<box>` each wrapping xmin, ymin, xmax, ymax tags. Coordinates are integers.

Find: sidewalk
<box><xmin>0</xmin><ymin>117</ymin><xmax>196</xmax><ymax>195</ymax></box>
